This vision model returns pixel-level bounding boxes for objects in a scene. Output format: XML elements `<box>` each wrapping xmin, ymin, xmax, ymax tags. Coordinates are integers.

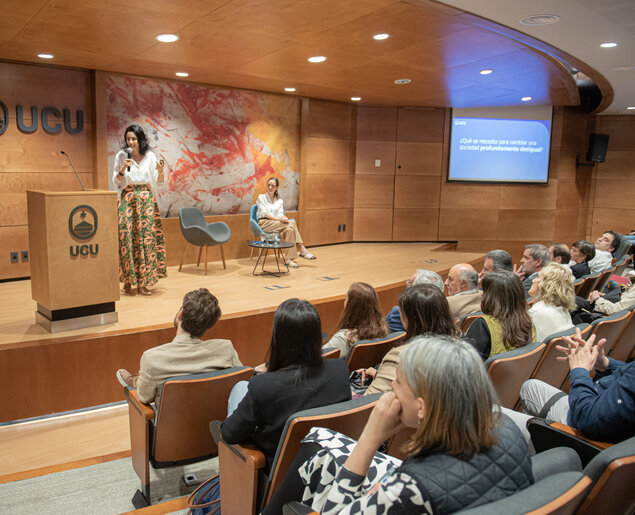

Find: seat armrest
<box><xmin>125</xmin><ymin>387</ymin><xmax>155</xmax><ymax>421</ymax></box>
<box><xmin>550</xmin><ymin>422</ymin><xmax>613</xmax><ymax>450</ymax></box>
<box><xmin>220</xmin><ymin>440</ymin><xmax>267</xmax><ymax>469</ymax></box>
<box><xmin>283</xmin><ymin>501</ymin><xmax>318</xmax><ymax>514</ymax></box>
<box><xmin>210</xmin><ymin>420</ymin><xmax>223</xmax><ymax>444</ymax></box>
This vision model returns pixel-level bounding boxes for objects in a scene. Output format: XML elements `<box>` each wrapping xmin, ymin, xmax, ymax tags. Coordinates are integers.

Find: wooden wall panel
<box><xmin>304</xmin><ymin>137</ymin><xmax>353</xmax><ymax>174</ymax></box>
<box><xmin>301</xmin><ymin>208</ymin><xmax>353</xmax><ymax>245</ymax></box>
<box><xmin>554</xmin><ymin>208</ymin><xmax>582</xmax><ymax>242</ymax></box>
<box><xmin>354</xmin><ymin>175</ymin><xmax>394</xmax><ymax>209</ymax></box>
<box><xmin>395</xmin><ymin>142</ymin><xmax>443</xmax><ymax>175</ymax></box>
<box><xmin>595</xmin><ymin>116</ymin><xmax>635</xmax><ymax>150</ymax></box>
<box><xmin>440</xmin><ymin>183</ymin><xmax>500</xmax><ymax>209</ymax></box>
<box><xmin>303</xmin><ymin>174</ymin><xmax>354</xmax><ymax>210</ymax></box>
<box><xmin>595</xmin><ymin>150</ymin><xmax>635</xmax><ymax>179</ymax></box>
<box><xmin>302</xmin><ymin>99</ymin><xmax>354</xmax><ymax>139</ymax></box>
<box><xmin>353</xmin><ymin>209</ymin><xmax>393</xmax><ymax>241</ymax></box>
<box><xmin>393</xmin><ymin>208</ymin><xmax>439</xmax><ymax>241</ymax></box>
<box><xmin>396</xmin><ymin>108</ymin><xmax>445</xmax><ymax>142</ymax></box>
<box><xmin>591</xmin><ymin>208</ymin><xmax>635</xmax><ymax>236</ymax></box>
<box><xmin>0</xmin><ymin>226</ymin><xmax>30</xmax><ymax>279</ymax></box>
<box><xmin>356</xmin><ymin>107</ymin><xmax>397</xmax><ymax>141</ymax></box>
<box><xmin>355</xmin><ymin>141</ymin><xmax>396</xmax><ymax>174</ymax></box>
<box><xmin>394</xmin><ymin>175</ymin><xmax>441</xmax><ymax>208</ymax></box>
<box><xmin>438</xmin><ymin>208</ymin><xmax>499</xmax><ymax>241</ymax></box>
<box><xmin>555</xmin><ymin>177</ymin><xmax>588</xmax><ymax>210</ymax></box>
<box><xmin>499</xmin><ymin>182</ymin><xmax>557</xmax><ymax>210</ymax></box>
<box><xmin>497</xmin><ymin>209</ymin><xmax>555</xmax><ymax>242</ymax></box>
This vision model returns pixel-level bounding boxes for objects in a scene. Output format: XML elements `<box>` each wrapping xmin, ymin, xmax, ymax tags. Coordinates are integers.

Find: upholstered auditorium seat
<box><xmin>345</xmin><ymin>331</ymin><xmax>405</xmax><ymax>372</ymax></box>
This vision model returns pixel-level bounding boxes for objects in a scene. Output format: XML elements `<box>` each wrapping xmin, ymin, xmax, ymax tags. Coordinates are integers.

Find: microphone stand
<box><xmin>60</xmin><ymin>151</ymin><xmax>86</xmax><ymax>191</ymax></box>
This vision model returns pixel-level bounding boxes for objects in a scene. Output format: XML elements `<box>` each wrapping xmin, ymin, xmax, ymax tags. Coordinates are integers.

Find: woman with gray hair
<box><xmin>262</xmin><ymin>335</ymin><xmax>533</xmax><ymax>514</ymax></box>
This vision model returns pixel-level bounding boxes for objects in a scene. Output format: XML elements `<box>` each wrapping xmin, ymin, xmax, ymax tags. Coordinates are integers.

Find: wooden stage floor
<box><xmin>0</xmin><ymin>242</ymin><xmax>484</xmax><ymax>347</ymax></box>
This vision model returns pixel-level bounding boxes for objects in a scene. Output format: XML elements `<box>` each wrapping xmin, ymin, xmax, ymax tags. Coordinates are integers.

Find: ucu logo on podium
<box><xmin>0</xmin><ymin>101</ymin><xmax>83</xmax><ymax>135</ymax></box>
<box><xmin>69</xmin><ymin>205</ymin><xmax>99</xmax><ymax>257</ymax></box>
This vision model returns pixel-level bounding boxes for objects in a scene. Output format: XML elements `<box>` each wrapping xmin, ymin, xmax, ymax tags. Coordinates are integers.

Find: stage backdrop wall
<box><xmin>104</xmin><ymin>73</ymin><xmax>300</xmax><ymax>218</ymax></box>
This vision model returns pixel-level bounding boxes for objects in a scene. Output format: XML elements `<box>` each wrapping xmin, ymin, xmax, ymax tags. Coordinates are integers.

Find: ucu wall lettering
<box><xmin>0</xmin><ymin>101</ymin><xmax>83</xmax><ymax>135</ymax></box>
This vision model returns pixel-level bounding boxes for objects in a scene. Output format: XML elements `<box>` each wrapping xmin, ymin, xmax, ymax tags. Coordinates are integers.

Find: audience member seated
<box><xmin>115</xmin><ymin>288</ymin><xmax>242</xmax><ymax>405</ymax></box>
<box><xmin>385</xmin><ymin>269</ymin><xmax>444</xmax><ymax>333</ymax></box>
<box><xmin>478</xmin><ymin>248</ymin><xmax>513</xmax><ymax>285</ymax></box>
<box><xmin>574</xmin><ymin>281</ymin><xmax>635</xmax><ymax>323</ymax></box>
<box><xmin>362</xmin><ymin>283</ymin><xmax>460</xmax><ymax>395</ymax></box>
<box><xmin>220</xmin><ymin>298</ymin><xmax>351</xmax><ymax>469</ymax></box>
<box><xmin>466</xmin><ymin>270</ymin><xmax>534</xmax><ymax>360</ymax></box>
<box><xmin>527</xmin><ymin>263</ymin><xmax>575</xmax><ymax>342</ymax></box>
<box><xmin>444</xmin><ymin>263</ymin><xmax>483</xmax><ymax>319</ymax></box>
<box><xmin>549</xmin><ymin>243</ymin><xmax>571</xmax><ymax>265</ymax></box>
<box><xmin>517</xmin><ymin>329</ymin><xmax>634</xmax><ymax>443</ymax></box>
<box><xmin>588</xmin><ymin>230</ymin><xmax>621</xmax><ymax>274</ymax></box>
<box><xmin>323</xmin><ymin>282</ymin><xmax>389</xmax><ymax>360</ymax></box>
<box><xmin>262</xmin><ymin>335</ymin><xmax>534</xmax><ymax>515</ymax></box>
<box><xmin>514</xmin><ymin>243</ymin><xmax>551</xmax><ymax>296</ymax></box>
<box><xmin>569</xmin><ymin>239</ymin><xmax>595</xmax><ymax>279</ymax></box>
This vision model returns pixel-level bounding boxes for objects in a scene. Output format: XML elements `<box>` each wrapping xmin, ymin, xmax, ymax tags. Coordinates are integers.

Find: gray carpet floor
<box><xmin>0</xmin><ymin>456</ymin><xmax>219</xmax><ymax>514</ymax></box>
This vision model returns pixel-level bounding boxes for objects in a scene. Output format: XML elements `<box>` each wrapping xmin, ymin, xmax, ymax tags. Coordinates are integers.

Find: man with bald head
<box><xmin>444</xmin><ymin>263</ymin><xmax>483</xmax><ymax>319</ymax></box>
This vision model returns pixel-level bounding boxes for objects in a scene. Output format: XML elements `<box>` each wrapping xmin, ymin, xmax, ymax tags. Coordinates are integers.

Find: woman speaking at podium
<box><xmin>112</xmin><ymin>124</ymin><xmax>166</xmax><ymax>296</ymax></box>
<box><xmin>256</xmin><ymin>177</ymin><xmax>316</xmax><ymax>268</ymax></box>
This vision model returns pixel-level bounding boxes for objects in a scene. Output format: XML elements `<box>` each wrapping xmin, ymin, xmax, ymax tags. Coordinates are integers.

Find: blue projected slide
<box><xmin>448</xmin><ymin>117</ymin><xmax>551</xmax><ymax>183</ymax></box>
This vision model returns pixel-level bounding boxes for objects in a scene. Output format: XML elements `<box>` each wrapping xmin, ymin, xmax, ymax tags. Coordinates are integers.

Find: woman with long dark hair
<box><xmin>262</xmin><ymin>336</ymin><xmax>533</xmax><ymax>514</ymax></box>
<box><xmin>220</xmin><ymin>298</ymin><xmax>351</xmax><ymax>469</ymax></box>
<box><xmin>112</xmin><ymin>124</ymin><xmax>166</xmax><ymax>295</ymax></box>
<box><xmin>466</xmin><ymin>270</ymin><xmax>534</xmax><ymax>359</ymax></box>
<box><xmin>324</xmin><ymin>282</ymin><xmax>389</xmax><ymax>359</ymax></box>
<box><xmin>362</xmin><ymin>283</ymin><xmax>460</xmax><ymax>395</ymax></box>
<box><xmin>256</xmin><ymin>176</ymin><xmax>314</xmax><ymax>268</ymax></box>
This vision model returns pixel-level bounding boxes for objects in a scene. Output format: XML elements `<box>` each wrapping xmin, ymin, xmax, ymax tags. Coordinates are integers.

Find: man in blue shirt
<box><xmin>519</xmin><ymin>328</ymin><xmax>634</xmax><ymax>443</ymax></box>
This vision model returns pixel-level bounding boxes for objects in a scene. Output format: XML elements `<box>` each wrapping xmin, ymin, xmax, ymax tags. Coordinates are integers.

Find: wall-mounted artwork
<box><xmin>106</xmin><ymin>74</ymin><xmax>300</xmax><ymax>217</ymax></box>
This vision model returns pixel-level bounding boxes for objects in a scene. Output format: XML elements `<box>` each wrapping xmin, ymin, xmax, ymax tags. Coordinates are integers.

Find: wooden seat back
<box><xmin>346</xmin><ymin>331</ymin><xmax>405</xmax><ymax>372</ymax></box>
<box><xmin>608</xmin><ymin>308</ymin><xmax>635</xmax><ymax>361</ymax></box>
<box><xmin>575</xmin><ymin>273</ymin><xmax>601</xmax><ymax>298</ymax></box>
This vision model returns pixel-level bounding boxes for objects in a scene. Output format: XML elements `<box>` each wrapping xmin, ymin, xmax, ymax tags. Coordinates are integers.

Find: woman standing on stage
<box><xmin>112</xmin><ymin>124</ymin><xmax>167</xmax><ymax>296</ymax></box>
<box><xmin>256</xmin><ymin>177</ymin><xmax>315</xmax><ymax>268</ymax></box>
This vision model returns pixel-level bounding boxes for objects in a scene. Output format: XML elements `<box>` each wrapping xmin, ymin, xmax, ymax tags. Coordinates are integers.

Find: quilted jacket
<box><xmin>400</xmin><ymin>415</ymin><xmax>534</xmax><ymax>513</ymax></box>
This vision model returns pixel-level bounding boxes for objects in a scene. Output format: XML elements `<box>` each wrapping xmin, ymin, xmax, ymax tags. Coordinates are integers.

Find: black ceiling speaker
<box><xmin>586</xmin><ymin>133</ymin><xmax>609</xmax><ymax>163</ymax></box>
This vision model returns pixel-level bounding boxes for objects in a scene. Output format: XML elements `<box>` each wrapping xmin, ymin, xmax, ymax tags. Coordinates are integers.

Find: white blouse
<box><xmin>528</xmin><ymin>300</ymin><xmax>574</xmax><ymax>343</ymax></box>
<box><xmin>112</xmin><ymin>149</ymin><xmax>159</xmax><ymax>191</ymax></box>
<box><xmin>256</xmin><ymin>193</ymin><xmax>285</xmax><ymax>220</ymax></box>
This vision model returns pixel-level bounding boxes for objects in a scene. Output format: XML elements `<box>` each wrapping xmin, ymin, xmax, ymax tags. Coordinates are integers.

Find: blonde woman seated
<box><xmin>466</xmin><ymin>270</ymin><xmax>534</xmax><ymax>359</ymax></box>
<box><xmin>262</xmin><ymin>335</ymin><xmax>534</xmax><ymax>514</ymax></box>
<box><xmin>323</xmin><ymin>282</ymin><xmax>389</xmax><ymax>360</ymax></box>
<box><xmin>528</xmin><ymin>263</ymin><xmax>575</xmax><ymax>342</ymax></box>
<box><xmin>256</xmin><ymin>177</ymin><xmax>315</xmax><ymax>268</ymax></box>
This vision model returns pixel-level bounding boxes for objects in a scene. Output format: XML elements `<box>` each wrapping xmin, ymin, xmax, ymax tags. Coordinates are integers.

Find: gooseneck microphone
<box><xmin>60</xmin><ymin>150</ymin><xmax>86</xmax><ymax>191</ymax></box>
<box><xmin>126</xmin><ymin>147</ymin><xmax>133</xmax><ymax>171</ymax></box>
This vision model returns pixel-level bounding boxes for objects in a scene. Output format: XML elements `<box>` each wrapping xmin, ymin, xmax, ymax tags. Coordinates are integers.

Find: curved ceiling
<box><xmin>0</xmin><ymin>0</ymin><xmax>624</xmax><ymax>112</ymax></box>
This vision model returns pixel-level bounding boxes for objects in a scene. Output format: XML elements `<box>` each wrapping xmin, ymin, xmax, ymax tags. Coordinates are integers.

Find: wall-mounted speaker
<box><xmin>586</xmin><ymin>133</ymin><xmax>609</xmax><ymax>163</ymax></box>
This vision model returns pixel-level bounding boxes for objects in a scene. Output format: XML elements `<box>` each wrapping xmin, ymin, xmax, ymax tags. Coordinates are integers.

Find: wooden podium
<box><xmin>27</xmin><ymin>190</ymin><xmax>120</xmax><ymax>332</ymax></box>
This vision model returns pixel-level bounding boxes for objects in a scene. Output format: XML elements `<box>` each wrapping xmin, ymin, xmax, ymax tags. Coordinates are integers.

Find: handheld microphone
<box><xmin>60</xmin><ymin>151</ymin><xmax>86</xmax><ymax>191</ymax></box>
<box><xmin>126</xmin><ymin>147</ymin><xmax>133</xmax><ymax>171</ymax></box>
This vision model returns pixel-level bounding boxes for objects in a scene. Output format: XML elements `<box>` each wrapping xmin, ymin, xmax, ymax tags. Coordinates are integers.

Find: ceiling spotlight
<box><xmin>37</xmin><ymin>53</ymin><xmax>54</xmax><ymax>59</ymax></box>
<box><xmin>175</xmin><ymin>72</ymin><xmax>189</xmax><ymax>77</ymax></box>
<box><xmin>373</xmin><ymin>33</ymin><xmax>390</xmax><ymax>41</ymax></box>
<box><xmin>600</xmin><ymin>42</ymin><xmax>618</xmax><ymax>48</ymax></box>
<box><xmin>284</xmin><ymin>87</ymin><xmax>296</xmax><ymax>92</ymax></box>
<box><xmin>351</xmin><ymin>97</ymin><xmax>361</xmax><ymax>101</ymax></box>
<box><xmin>307</xmin><ymin>56</ymin><xmax>327</xmax><ymax>63</ymax></box>
<box><xmin>394</xmin><ymin>78</ymin><xmax>411</xmax><ymax>84</ymax></box>
<box><xmin>521</xmin><ymin>96</ymin><xmax>532</xmax><ymax>102</ymax></box>
<box><xmin>156</xmin><ymin>34</ymin><xmax>179</xmax><ymax>43</ymax></box>
<box><xmin>480</xmin><ymin>69</ymin><xmax>493</xmax><ymax>75</ymax></box>
<box><xmin>519</xmin><ymin>14</ymin><xmax>561</xmax><ymax>26</ymax></box>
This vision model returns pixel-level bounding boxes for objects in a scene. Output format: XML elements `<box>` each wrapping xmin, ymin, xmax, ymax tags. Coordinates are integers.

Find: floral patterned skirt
<box><xmin>117</xmin><ymin>184</ymin><xmax>167</xmax><ymax>287</ymax></box>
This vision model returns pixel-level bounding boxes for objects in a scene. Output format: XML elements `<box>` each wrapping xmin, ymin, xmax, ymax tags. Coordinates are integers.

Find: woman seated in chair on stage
<box><xmin>220</xmin><ymin>298</ymin><xmax>351</xmax><ymax>470</ymax></box>
<box><xmin>466</xmin><ymin>270</ymin><xmax>535</xmax><ymax>359</ymax></box>
<box><xmin>256</xmin><ymin>177</ymin><xmax>315</xmax><ymax>268</ymax></box>
<box><xmin>262</xmin><ymin>335</ymin><xmax>534</xmax><ymax>514</ymax></box>
<box><xmin>323</xmin><ymin>282</ymin><xmax>389</xmax><ymax>360</ymax></box>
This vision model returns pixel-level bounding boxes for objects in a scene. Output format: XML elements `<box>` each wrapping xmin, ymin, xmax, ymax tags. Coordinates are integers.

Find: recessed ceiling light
<box><xmin>284</xmin><ymin>87</ymin><xmax>296</xmax><ymax>92</ymax></box>
<box><xmin>521</xmin><ymin>96</ymin><xmax>532</xmax><ymax>102</ymax></box>
<box><xmin>627</xmin><ymin>106</ymin><xmax>635</xmax><ymax>110</ymax></box>
<box><xmin>38</xmin><ymin>53</ymin><xmax>54</xmax><ymax>59</ymax></box>
<box><xmin>307</xmin><ymin>56</ymin><xmax>327</xmax><ymax>63</ymax></box>
<box><xmin>611</xmin><ymin>65</ymin><xmax>635</xmax><ymax>71</ymax></box>
<box><xmin>351</xmin><ymin>97</ymin><xmax>361</xmax><ymax>101</ymax></box>
<box><xmin>394</xmin><ymin>78</ymin><xmax>411</xmax><ymax>84</ymax></box>
<box><xmin>480</xmin><ymin>69</ymin><xmax>493</xmax><ymax>75</ymax></box>
<box><xmin>519</xmin><ymin>14</ymin><xmax>560</xmax><ymax>26</ymax></box>
<box><xmin>175</xmin><ymin>72</ymin><xmax>189</xmax><ymax>77</ymax></box>
<box><xmin>600</xmin><ymin>42</ymin><xmax>618</xmax><ymax>48</ymax></box>
<box><xmin>373</xmin><ymin>33</ymin><xmax>390</xmax><ymax>41</ymax></box>
<box><xmin>156</xmin><ymin>34</ymin><xmax>179</xmax><ymax>43</ymax></box>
